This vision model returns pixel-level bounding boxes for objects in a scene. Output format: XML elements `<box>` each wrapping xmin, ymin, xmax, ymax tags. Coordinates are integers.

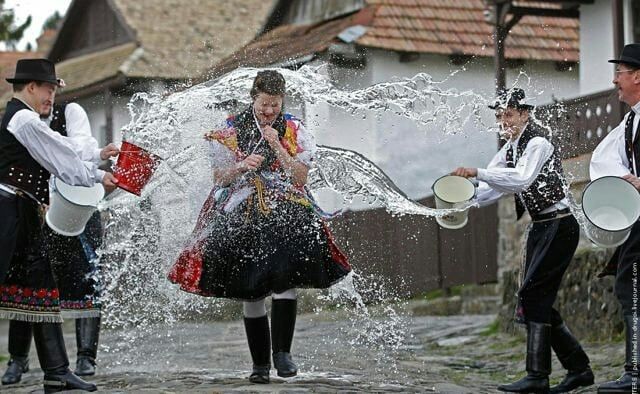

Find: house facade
<box><xmin>40</xmin><ymin>0</ymin><xmax>276</xmax><ymax>147</ymax></box>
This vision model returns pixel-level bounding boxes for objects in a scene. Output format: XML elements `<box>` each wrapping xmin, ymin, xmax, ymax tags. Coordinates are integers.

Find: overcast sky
<box><xmin>4</xmin><ymin>0</ymin><xmax>72</xmax><ymax>51</ymax></box>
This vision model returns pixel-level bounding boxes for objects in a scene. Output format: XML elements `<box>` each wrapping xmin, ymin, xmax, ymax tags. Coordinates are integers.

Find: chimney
<box><xmin>36</xmin><ymin>29</ymin><xmax>58</xmax><ymax>55</ymax></box>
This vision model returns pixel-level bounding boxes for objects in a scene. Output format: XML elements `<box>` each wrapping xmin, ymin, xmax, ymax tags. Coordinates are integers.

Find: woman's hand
<box><xmin>262</xmin><ymin>126</ymin><xmax>281</xmax><ymax>148</ymax></box>
<box><xmin>238</xmin><ymin>154</ymin><xmax>265</xmax><ymax>172</ymax></box>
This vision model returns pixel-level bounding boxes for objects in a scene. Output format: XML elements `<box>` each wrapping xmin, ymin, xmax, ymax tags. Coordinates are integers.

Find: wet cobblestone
<box><xmin>0</xmin><ymin>312</ymin><xmax>625</xmax><ymax>393</ymax></box>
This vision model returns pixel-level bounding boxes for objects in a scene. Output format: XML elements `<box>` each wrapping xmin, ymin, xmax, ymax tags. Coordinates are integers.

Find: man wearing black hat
<box><xmin>1</xmin><ymin>101</ymin><xmax>113</xmax><ymax>385</ymax></box>
<box><xmin>0</xmin><ymin>58</ymin><xmax>118</xmax><ymax>392</ymax></box>
<box><xmin>590</xmin><ymin>43</ymin><xmax>640</xmax><ymax>394</ymax></box>
<box><xmin>452</xmin><ymin>88</ymin><xmax>593</xmax><ymax>393</ymax></box>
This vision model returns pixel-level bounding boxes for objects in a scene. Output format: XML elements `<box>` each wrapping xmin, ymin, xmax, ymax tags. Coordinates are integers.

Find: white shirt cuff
<box><xmin>93</xmin><ymin>148</ymin><xmax>103</xmax><ymax>164</ymax></box>
<box><xmin>476</xmin><ymin>168</ymin><xmax>488</xmax><ymax>181</ymax></box>
<box><xmin>94</xmin><ymin>168</ymin><xmax>106</xmax><ymax>182</ymax></box>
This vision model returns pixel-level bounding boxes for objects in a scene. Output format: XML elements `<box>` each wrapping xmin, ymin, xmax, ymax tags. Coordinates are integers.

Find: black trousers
<box><xmin>518</xmin><ymin>215</ymin><xmax>580</xmax><ymax>324</ymax></box>
<box><xmin>612</xmin><ymin>221</ymin><xmax>640</xmax><ymax>315</ymax></box>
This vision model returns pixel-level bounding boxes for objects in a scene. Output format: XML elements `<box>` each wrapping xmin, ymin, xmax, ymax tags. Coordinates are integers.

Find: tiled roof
<box><xmin>111</xmin><ymin>0</ymin><xmax>276</xmax><ymax>80</ymax></box>
<box><xmin>208</xmin><ymin>7</ymin><xmax>376</xmax><ymax>79</ymax></box>
<box><xmin>45</xmin><ymin>0</ymin><xmax>274</xmax><ymax>97</ymax></box>
<box><xmin>0</xmin><ymin>51</ymin><xmax>42</xmax><ymax>103</ymax></box>
<box><xmin>358</xmin><ymin>0</ymin><xmax>578</xmax><ymax>62</ymax></box>
<box><xmin>209</xmin><ymin>0</ymin><xmax>579</xmax><ymax>77</ymax></box>
<box><xmin>55</xmin><ymin>43</ymin><xmax>138</xmax><ymax>93</ymax></box>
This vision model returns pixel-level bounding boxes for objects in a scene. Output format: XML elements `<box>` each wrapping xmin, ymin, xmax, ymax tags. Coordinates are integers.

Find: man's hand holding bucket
<box><xmin>451</xmin><ymin>167</ymin><xmax>478</xmax><ymax>178</ymax></box>
<box><xmin>100</xmin><ymin>143</ymin><xmax>120</xmax><ymax>160</ymax></box>
<box><xmin>623</xmin><ymin>174</ymin><xmax>640</xmax><ymax>191</ymax></box>
<box><xmin>102</xmin><ymin>172</ymin><xmax>119</xmax><ymax>192</ymax></box>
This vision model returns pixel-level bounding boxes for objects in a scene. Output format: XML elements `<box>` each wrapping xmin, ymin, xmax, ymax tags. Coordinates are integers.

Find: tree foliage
<box><xmin>43</xmin><ymin>11</ymin><xmax>62</xmax><ymax>31</ymax></box>
<box><xmin>0</xmin><ymin>0</ymin><xmax>31</xmax><ymax>50</ymax></box>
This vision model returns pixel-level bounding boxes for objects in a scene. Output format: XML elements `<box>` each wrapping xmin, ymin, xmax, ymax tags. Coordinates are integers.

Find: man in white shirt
<box><xmin>2</xmin><ymin>101</ymin><xmax>112</xmax><ymax>385</ymax></box>
<box><xmin>0</xmin><ymin>58</ymin><xmax>117</xmax><ymax>392</ymax></box>
<box><xmin>590</xmin><ymin>43</ymin><xmax>640</xmax><ymax>394</ymax></box>
<box><xmin>452</xmin><ymin>88</ymin><xmax>592</xmax><ymax>393</ymax></box>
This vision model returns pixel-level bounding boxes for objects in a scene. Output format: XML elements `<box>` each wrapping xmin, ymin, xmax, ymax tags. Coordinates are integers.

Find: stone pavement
<box><xmin>0</xmin><ymin>311</ymin><xmax>627</xmax><ymax>393</ymax></box>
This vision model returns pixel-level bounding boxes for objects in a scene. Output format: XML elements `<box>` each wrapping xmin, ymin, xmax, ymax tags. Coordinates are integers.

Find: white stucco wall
<box><xmin>74</xmin><ymin>95</ymin><xmax>108</xmax><ymax>146</ymax></box>
<box><xmin>579</xmin><ymin>0</ymin><xmax>615</xmax><ymax>95</ymax></box>
<box><xmin>306</xmin><ymin>49</ymin><xmax>579</xmax><ymax>211</ymax></box>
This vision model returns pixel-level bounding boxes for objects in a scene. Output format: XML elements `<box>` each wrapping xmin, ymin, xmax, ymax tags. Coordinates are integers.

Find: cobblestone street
<box><xmin>0</xmin><ymin>308</ymin><xmax>628</xmax><ymax>393</ymax></box>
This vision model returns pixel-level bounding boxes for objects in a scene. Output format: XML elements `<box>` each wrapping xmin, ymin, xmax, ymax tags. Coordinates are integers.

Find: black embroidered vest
<box><xmin>624</xmin><ymin>111</ymin><xmax>640</xmax><ymax>175</ymax></box>
<box><xmin>233</xmin><ymin>106</ymin><xmax>287</xmax><ymax>172</ymax></box>
<box><xmin>0</xmin><ymin>98</ymin><xmax>50</xmax><ymax>204</ymax></box>
<box><xmin>49</xmin><ymin>103</ymin><xmax>68</xmax><ymax>137</ymax></box>
<box><xmin>506</xmin><ymin>124</ymin><xmax>566</xmax><ymax>220</ymax></box>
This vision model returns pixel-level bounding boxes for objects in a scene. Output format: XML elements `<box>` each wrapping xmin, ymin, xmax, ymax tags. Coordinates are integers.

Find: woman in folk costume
<box><xmin>168</xmin><ymin>70</ymin><xmax>351</xmax><ymax>383</ymax></box>
<box><xmin>2</xmin><ymin>102</ymin><xmax>111</xmax><ymax>385</ymax></box>
<box><xmin>452</xmin><ymin>88</ymin><xmax>593</xmax><ymax>394</ymax></box>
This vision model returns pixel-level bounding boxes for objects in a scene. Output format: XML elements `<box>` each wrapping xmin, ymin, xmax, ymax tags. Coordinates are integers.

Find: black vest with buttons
<box><xmin>0</xmin><ymin>98</ymin><xmax>50</xmax><ymax>204</ymax></box>
<box><xmin>506</xmin><ymin>123</ymin><xmax>566</xmax><ymax>220</ymax></box>
<box><xmin>49</xmin><ymin>103</ymin><xmax>68</xmax><ymax>137</ymax></box>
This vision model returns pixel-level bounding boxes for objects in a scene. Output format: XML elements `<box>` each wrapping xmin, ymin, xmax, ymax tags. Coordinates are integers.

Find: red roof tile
<box><xmin>207</xmin><ymin>0</ymin><xmax>579</xmax><ymax>78</ymax></box>
<box><xmin>360</xmin><ymin>0</ymin><xmax>579</xmax><ymax>61</ymax></box>
<box><xmin>0</xmin><ymin>51</ymin><xmax>42</xmax><ymax>102</ymax></box>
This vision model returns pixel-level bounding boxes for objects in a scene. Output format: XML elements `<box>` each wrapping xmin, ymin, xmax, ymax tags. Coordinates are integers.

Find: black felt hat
<box><xmin>6</xmin><ymin>58</ymin><xmax>63</xmax><ymax>86</ymax></box>
<box><xmin>609</xmin><ymin>43</ymin><xmax>640</xmax><ymax>68</ymax></box>
<box><xmin>488</xmin><ymin>88</ymin><xmax>534</xmax><ymax>111</ymax></box>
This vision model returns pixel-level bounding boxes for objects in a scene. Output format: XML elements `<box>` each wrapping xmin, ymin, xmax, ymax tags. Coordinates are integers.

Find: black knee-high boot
<box><xmin>498</xmin><ymin>321</ymin><xmax>551</xmax><ymax>393</ymax></box>
<box><xmin>32</xmin><ymin>323</ymin><xmax>97</xmax><ymax>393</ymax></box>
<box><xmin>549</xmin><ymin>322</ymin><xmax>594</xmax><ymax>393</ymax></box>
<box><xmin>1</xmin><ymin>320</ymin><xmax>32</xmax><ymax>385</ymax></box>
<box><xmin>243</xmin><ymin>315</ymin><xmax>271</xmax><ymax>384</ymax></box>
<box><xmin>271</xmin><ymin>299</ymin><xmax>298</xmax><ymax>378</ymax></box>
<box><xmin>598</xmin><ymin>314</ymin><xmax>639</xmax><ymax>393</ymax></box>
<box><xmin>75</xmin><ymin>317</ymin><xmax>100</xmax><ymax>376</ymax></box>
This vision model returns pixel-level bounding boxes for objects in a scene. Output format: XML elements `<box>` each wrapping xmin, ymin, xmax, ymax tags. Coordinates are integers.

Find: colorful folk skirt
<box><xmin>45</xmin><ymin>211</ymin><xmax>102</xmax><ymax>318</ymax></box>
<box><xmin>0</xmin><ymin>193</ymin><xmax>62</xmax><ymax>323</ymax></box>
<box><xmin>168</xmin><ymin>189</ymin><xmax>351</xmax><ymax>301</ymax></box>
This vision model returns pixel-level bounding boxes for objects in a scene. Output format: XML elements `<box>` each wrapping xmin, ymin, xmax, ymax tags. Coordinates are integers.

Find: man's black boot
<box><xmin>75</xmin><ymin>317</ymin><xmax>100</xmax><ymax>376</ymax></box>
<box><xmin>598</xmin><ymin>315</ymin><xmax>638</xmax><ymax>393</ymax></box>
<box><xmin>32</xmin><ymin>322</ymin><xmax>97</xmax><ymax>393</ymax></box>
<box><xmin>1</xmin><ymin>320</ymin><xmax>32</xmax><ymax>385</ymax></box>
<box><xmin>549</xmin><ymin>322</ymin><xmax>594</xmax><ymax>393</ymax></box>
<box><xmin>498</xmin><ymin>321</ymin><xmax>551</xmax><ymax>393</ymax></box>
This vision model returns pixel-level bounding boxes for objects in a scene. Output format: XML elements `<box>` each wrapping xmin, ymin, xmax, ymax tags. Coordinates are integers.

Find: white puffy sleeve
<box><xmin>295</xmin><ymin>120</ymin><xmax>316</xmax><ymax>168</ymax></box>
<box><xmin>208</xmin><ymin>139</ymin><xmax>236</xmax><ymax>170</ymax></box>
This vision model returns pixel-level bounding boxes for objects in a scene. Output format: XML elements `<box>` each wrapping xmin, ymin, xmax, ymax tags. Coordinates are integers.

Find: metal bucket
<box><xmin>582</xmin><ymin>176</ymin><xmax>640</xmax><ymax>248</ymax></box>
<box><xmin>432</xmin><ymin>175</ymin><xmax>477</xmax><ymax>230</ymax></box>
<box><xmin>45</xmin><ymin>177</ymin><xmax>105</xmax><ymax>237</ymax></box>
<box><xmin>114</xmin><ymin>141</ymin><xmax>162</xmax><ymax>196</ymax></box>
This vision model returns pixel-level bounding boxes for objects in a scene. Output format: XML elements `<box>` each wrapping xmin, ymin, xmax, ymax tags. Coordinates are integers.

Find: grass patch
<box><xmin>412</xmin><ymin>285</ymin><xmax>465</xmax><ymax>301</ymax></box>
<box><xmin>488</xmin><ymin>336</ymin><xmax>522</xmax><ymax>351</ymax></box>
<box><xmin>480</xmin><ymin>319</ymin><xmax>500</xmax><ymax>337</ymax></box>
<box><xmin>0</xmin><ymin>354</ymin><xmax>7</xmax><ymax>363</ymax></box>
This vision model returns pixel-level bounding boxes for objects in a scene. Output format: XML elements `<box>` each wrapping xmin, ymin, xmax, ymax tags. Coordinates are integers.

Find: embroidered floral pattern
<box><xmin>0</xmin><ymin>284</ymin><xmax>60</xmax><ymax>312</ymax></box>
<box><xmin>208</xmin><ymin>127</ymin><xmax>239</xmax><ymax>152</ymax></box>
<box><xmin>60</xmin><ymin>298</ymin><xmax>100</xmax><ymax>311</ymax></box>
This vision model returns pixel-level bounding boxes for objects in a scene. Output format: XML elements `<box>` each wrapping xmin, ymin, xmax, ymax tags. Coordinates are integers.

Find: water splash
<box><xmin>95</xmin><ymin>65</ymin><xmax>508</xmax><ymax>369</ymax></box>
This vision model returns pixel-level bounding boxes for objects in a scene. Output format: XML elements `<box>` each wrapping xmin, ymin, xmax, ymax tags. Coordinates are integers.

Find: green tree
<box><xmin>43</xmin><ymin>10</ymin><xmax>62</xmax><ymax>31</ymax></box>
<box><xmin>0</xmin><ymin>0</ymin><xmax>31</xmax><ymax>50</ymax></box>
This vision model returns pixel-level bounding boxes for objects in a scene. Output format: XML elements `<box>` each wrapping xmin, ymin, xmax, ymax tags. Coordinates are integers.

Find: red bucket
<box><xmin>114</xmin><ymin>141</ymin><xmax>162</xmax><ymax>196</ymax></box>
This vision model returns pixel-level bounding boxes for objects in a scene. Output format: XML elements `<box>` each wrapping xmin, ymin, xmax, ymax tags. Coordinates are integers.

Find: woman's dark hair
<box><xmin>250</xmin><ymin>70</ymin><xmax>286</xmax><ymax>99</ymax></box>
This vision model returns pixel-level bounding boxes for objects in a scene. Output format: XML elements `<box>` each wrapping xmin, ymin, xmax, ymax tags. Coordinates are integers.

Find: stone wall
<box><xmin>497</xmin><ymin>154</ymin><xmax>625</xmax><ymax>340</ymax></box>
<box><xmin>499</xmin><ymin>247</ymin><xmax>621</xmax><ymax>341</ymax></box>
